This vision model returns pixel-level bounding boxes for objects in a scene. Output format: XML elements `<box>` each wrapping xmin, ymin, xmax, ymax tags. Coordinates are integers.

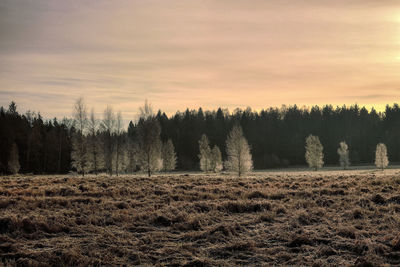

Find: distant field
<box><xmin>1</xmin><ymin>170</ymin><xmax>400</xmax><ymax>266</ymax></box>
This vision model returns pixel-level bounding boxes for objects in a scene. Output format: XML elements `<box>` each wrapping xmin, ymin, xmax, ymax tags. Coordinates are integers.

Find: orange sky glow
<box><xmin>0</xmin><ymin>0</ymin><xmax>399</xmax><ymax>120</ymax></box>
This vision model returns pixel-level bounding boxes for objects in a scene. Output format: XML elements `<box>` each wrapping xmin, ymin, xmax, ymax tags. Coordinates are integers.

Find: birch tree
<box><xmin>225</xmin><ymin>125</ymin><xmax>253</xmax><ymax>177</ymax></box>
<box><xmin>198</xmin><ymin>134</ymin><xmax>212</xmax><ymax>172</ymax></box>
<box><xmin>375</xmin><ymin>143</ymin><xmax>389</xmax><ymax>170</ymax></box>
<box><xmin>87</xmin><ymin>108</ymin><xmax>103</xmax><ymax>175</ymax></box>
<box><xmin>161</xmin><ymin>139</ymin><xmax>177</xmax><ymax>172</ymax></box>
<box><xmin>127</xmin><ymin>121</ymin><xmax>138</xmax><ymax>173</ymax></box>
<box><xmin>71</xmin><ymin>97</ymin><xmax>89</xmax><ymax>176</ymax></box>
<box><xmin>137</xmin><ymin>100</ymin><xmax>162</xmax><ymax>177</ymax></box>
<box><xmin>101</xmin><ymin>106</ymin><xmax>116</xmax><ymax>175</ymax></box>
<box><xmin>8</xmin><ymin>142</ymin><xmax>20</xmax><ymax>174</ymax></box>
<box><xmin>305</xmin><ymin>134</ymin><xmax>324</xmax><ymax>171</ymax></box>
<box><xmin>114</xmin><ymin>111</ymin><xmax>124</xmax><ymax>176</ymax></box>
<box><xmin>210</xmin><ymin>145</ymin><xmax>223</xmax><ymax>172</ymax></box>
<box><xmin>127</xmin><ymin>138</ymin><xmax>138</xmax><ymax>173</ymax></box>
<box><xmin>337</xmin><ymin>141</ymin><xmax>350</xmax><ymax>169</ymax></box>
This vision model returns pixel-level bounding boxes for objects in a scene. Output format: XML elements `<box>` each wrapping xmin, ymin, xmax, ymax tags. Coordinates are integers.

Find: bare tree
<box><xmin>127</xmin><ymin>138</ymin><xmax>138</xmax><ymax>173</ymax></box>
<box><xmin>337</xmin><ymin>141</ymin><xmax>350</xmax><ymax>169</ymax></box>
<box><xmin>87</xmin><ymin>108</ymin><xmax>103</xmax><ymax>175</ymax></box>
<box><xmin>375</xmin><ymin>143</ymin><xmax>389</xmax><ymax>170</ymax></box>
<box><xmin>101</xmin><ymin>106</ymin><xmax>116</xmax><ymax>176</ymax></box>
<box><xmin>8</xmin><ymin>142</ymin><xmax>20</xmax><ymax>174</ymax></box>
<box><xmin>71</xmin><ymin>97</ymin><xmax>89</xmax><ymax>176</ymax></box>
<box><xmin>305</xmin><ymin>134</ymin><xmax>324</xmax><ymax>171</ymax></box>
<box><xmin>225</xmin><ymin>125</ymin><xmax>253</xmax><ymax>177</ymax></box>
<box><xmin>198</xmin><ymin>134</ymin><xmax>212</xmax><ymax>172</ymax></box>
<box><xmin>210</xmin><ymin>145</ymin><xmax>223</xmax><ymax>172</ymax></box>
<box><xmin>137</xmin><ymin>100</ymin><xmax>162</xmax><ymax>177</ymax></box>
<box><xmin>161</xmin><ymin>139</ymin><xmax>177</xmax><ymax>172</ymax></box>
<box><xmin>114</xmin><ymin>111</ymin><xmax>125</xmax><ymax>176</ymax></box>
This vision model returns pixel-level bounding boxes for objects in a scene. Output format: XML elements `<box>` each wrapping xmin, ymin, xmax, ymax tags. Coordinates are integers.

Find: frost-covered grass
<box><xmin>1</xmin><ymin>170</ymin><xmax>400</xmax><ymax>266</ymax></box>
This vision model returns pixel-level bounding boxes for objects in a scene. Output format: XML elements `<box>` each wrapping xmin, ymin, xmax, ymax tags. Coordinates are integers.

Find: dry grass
<box><xmin>1</xmin><ymin>170</ymin><xmax>400</xmax><ymax>266</ymax></box>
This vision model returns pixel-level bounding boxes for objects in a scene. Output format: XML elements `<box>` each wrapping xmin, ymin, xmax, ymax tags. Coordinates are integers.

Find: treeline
<box><xmin>0</xmin><ymin>102</ymin><xmax>72</xmax><ymax>174</ymax></box>
<box><xmin>159</xmin><ymin>104</ymin><xmax>399</xmax><ymax>169</ymax></box>
<box><xmin>1</xmin><ymin>100</ymin><xmax>400</xmax><ymax>175</ymax></box>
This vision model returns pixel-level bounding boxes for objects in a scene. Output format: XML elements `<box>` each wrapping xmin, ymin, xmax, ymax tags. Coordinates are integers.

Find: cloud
<box><xmin>1</xmin><ymin>0</ymin><xmax>399</xmax><ymax>118</ymax></box>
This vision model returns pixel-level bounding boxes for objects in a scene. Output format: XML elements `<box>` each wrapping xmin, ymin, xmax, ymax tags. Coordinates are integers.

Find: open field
<box><xmin>1</xmin><ymin>170</ymin><xmax>400</xmax><ymax>266</ymax></box>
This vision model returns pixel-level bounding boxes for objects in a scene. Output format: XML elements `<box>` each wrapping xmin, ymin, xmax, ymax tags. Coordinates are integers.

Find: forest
<box><xmin>1</xmin><ymin>101</ymin><xmax>400</xmax><ymax>175</ymax></box>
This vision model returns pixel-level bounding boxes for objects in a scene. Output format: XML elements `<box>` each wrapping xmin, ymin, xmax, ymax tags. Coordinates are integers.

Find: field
<box><xmin>1</xmin><ymin>170</ymin><xmax>400</xmax><ymax>266</ymax></box>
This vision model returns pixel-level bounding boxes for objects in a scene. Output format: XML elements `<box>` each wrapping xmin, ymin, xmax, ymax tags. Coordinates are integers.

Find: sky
<box><xmin>1</xmin><ymin>0</ymin><xmax>400</xmax><ymax>120</ymax></box>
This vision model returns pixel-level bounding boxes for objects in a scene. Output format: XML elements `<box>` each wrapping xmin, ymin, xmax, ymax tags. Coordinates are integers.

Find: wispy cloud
<box><xmin>1</xmin><ymin>0</ymin><xmax>400</xmax><ymax>119</ymax></box>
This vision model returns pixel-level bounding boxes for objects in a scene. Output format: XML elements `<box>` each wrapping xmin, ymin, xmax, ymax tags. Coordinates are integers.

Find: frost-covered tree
<box><xmin>337</xmin><ymin>141</ymin><xmax>350</xmax><ymax>169</ymax></box>
<box><xmin>305</xmin><ymin>135</ymin><xmax>324</xmax><ymax>171</ymax></box>
<box><xmin>101</xmin><ymin>106</ymin><xmax>116</xmax><ymax>175</ymax></box>
<box><xmin>161</xmin><ymin>139</ymin><xmax>177</xmax><ymax>172</ymax></box>
<box><xmin>87</xmin><ymin>108</ymin><xmax>103</xmax><ymax>175</ymax></box>
<box><xmin>225</xmin><ymin>125</ymin><xmax>253</xmax><ymax>177</ymax></box>
<box><xmin>71</xmin><ymin>97</ymin><xmax>89</xmax><ymax>176</ymax></box>
<box><xmin>137</xmin><ymin>100</ymin><xmax>162</xmax><ymax>177</ymax></box>
<box><xmin>198</xmin><ymin>134</ymin><xmax>212</xmax><ymax>172</ymax></box>
<box><xmin>8</xmin><ymin>142</ymin><xmax>20</xmax><ymax>174</ymax></box>
<box><xmin>375</xmin><ymin>143</ymin><xmax>389</xmax><ymax>170</ymax></box>
<box><xmin>210</xmin><ymin>145</ymin><xmax>223</xmax><ymax>172</ymax></box>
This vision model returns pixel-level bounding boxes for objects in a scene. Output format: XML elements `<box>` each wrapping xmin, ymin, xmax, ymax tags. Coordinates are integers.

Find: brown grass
<box><xmin>1</xmin><ymin>170</ymin><xmax>400</xmax><ymax>266</ymax></box>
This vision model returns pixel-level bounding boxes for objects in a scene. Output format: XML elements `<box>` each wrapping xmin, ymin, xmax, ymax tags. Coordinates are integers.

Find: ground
<box><xmin>1</xmin><ymin>170</ymin><xmax>400</xmax><ymax>266</ymax></box>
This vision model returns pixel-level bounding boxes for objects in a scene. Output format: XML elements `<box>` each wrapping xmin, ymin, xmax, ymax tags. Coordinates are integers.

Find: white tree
<box><xmin>337</xmin><ymin>141</ymin><xmax>350</xmax><ymax>169</ymax></box>
<box><xmin>225</xmin><ymin>125</ymin><xmax>253</xmax><ymax>177</ymax></box>
<box><xmin>101</xmin><ymin>106</ymin><xmax>116</xmax><ymax>175</ymax></box>
<box><xmin>198</xmin><ymin>134</ymin><xmax>212</xmax><ymax>172</ymax></box>
<box><xmin>375</xmin><ymin>143</ymin><xmax>389</xmax><ymax>170</ymax></box>
<box><xmin>305</xmin><ymin>135</ymin><xmax>324</xmax><ymax>171</ymax></box>
<box><xmin>161</xmin><ymin>139</ymin><xmax>177</xmax><ymax>172</ymax></box>
<box><xmin>71</xmin><ymin>97</ymin><xmax>89</xmax><ymax>176</ymax></box>
<box><xmin>210</xmin><ymin>145</ymin><xmax>223</xmax><ymax>172</ymax></box>
<box><xmin>8</xmin><ymin>142</ymin><xmax>20</xmax><ymax>174</ymax></box>
<box><xmin>87</xmin><ymin>108</ymin><xmax>103</xmax><ymax>175</ymax></box>
<box><xmin>137</xmin><ymin>100</ymin><xmax>162</xmax><ymax>177</ymax></box>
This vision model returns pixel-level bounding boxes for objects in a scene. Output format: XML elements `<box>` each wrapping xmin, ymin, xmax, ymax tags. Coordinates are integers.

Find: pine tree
<box><xmin>305</xmin><ymin>135</ymin><xmax>324</xmax><ymax>171</ymax></box>
<box><xmin>198</xmin><ymin>134</ymin><xmax>212</xmax><ymax>172</ymax></box>
<box><xmin>8</xmin><ymin>142</ymin><xmax>20</xmax><ymax>174</ymax></box>
<box><xmin>137</xmin><ymin>100</ymin><xmax>162</xmax><ymax>177</ymax></box>
<box><xmin>337</xmin><ymin>141</ymin><xmax>350</xmax><ymax>169</ymax></box>
<box><xmin>225</xmin><ymin>125</ymin><xmax>253</xmax><ymax>177</ymax></box>
<box><xmin>210</xmin><ymin>145</ymin><xmax>223</xmax><ymax>172</ymax></box>
<box><xmin>375</xmin><ymin>143</ymin><xmax>389</xmax><ymax>170</ymax></box>
<box><xmin>161</xmin><ymin>139</ymin><xmax>177</xmax><ymax>172</ymax></box>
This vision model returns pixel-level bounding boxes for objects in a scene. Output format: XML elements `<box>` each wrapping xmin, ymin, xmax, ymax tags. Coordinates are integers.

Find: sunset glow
<box><xmin>1</xmin><ymin>0</ymin><xmax>399</xmax><ymax>118</ymax></box>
